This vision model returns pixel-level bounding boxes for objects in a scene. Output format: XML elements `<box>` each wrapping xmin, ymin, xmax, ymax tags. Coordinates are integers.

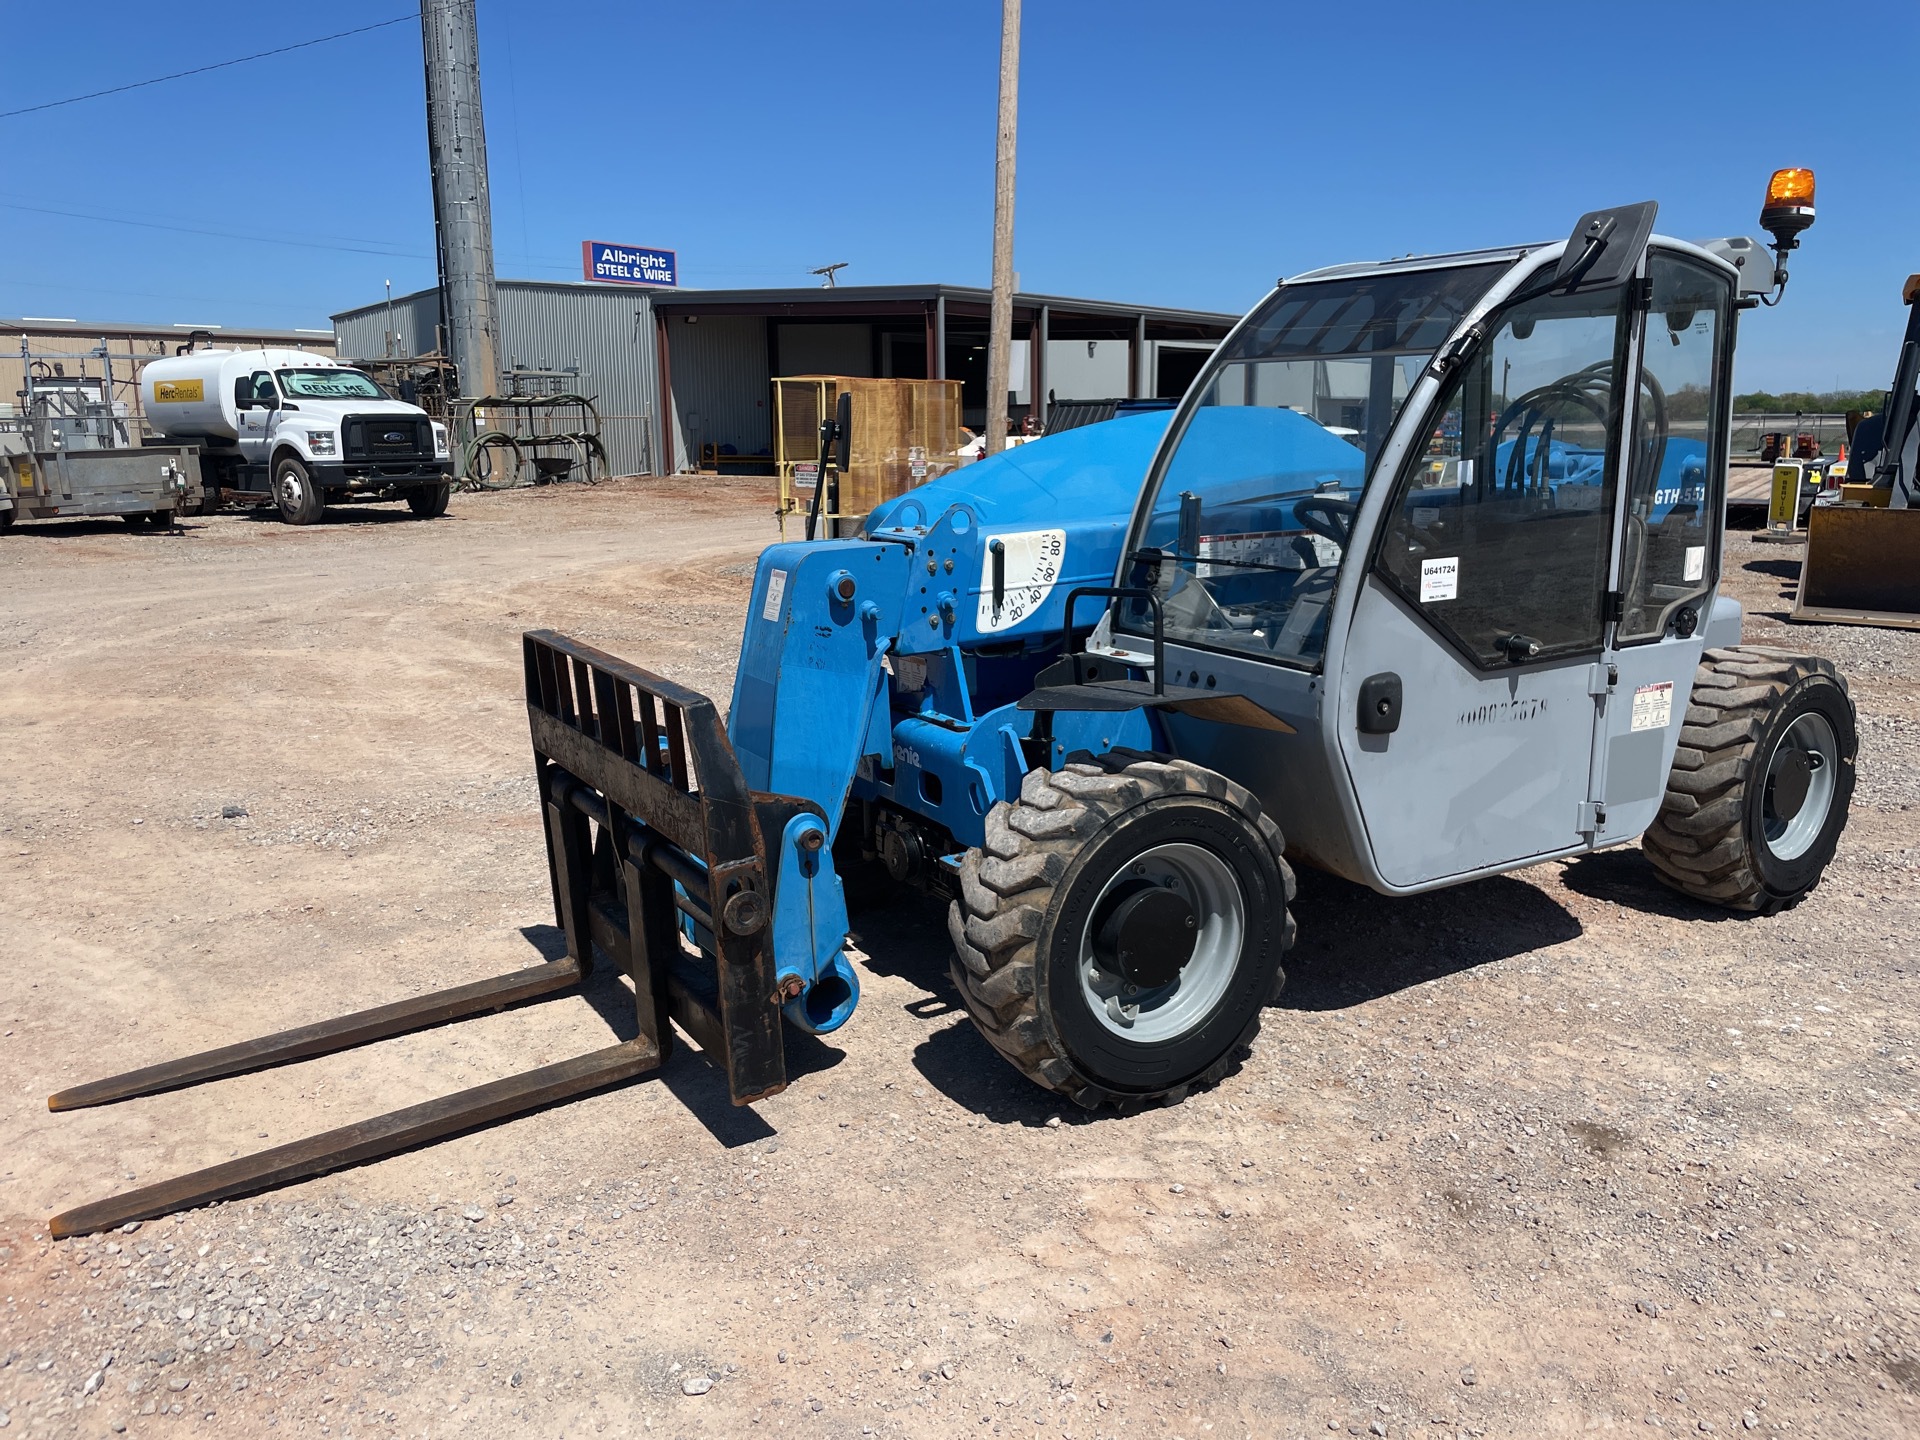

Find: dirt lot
<box><xmin>2</xmin><ymin>483</ymin><xmax>1916</xmax><ymax>1440</ymax></box>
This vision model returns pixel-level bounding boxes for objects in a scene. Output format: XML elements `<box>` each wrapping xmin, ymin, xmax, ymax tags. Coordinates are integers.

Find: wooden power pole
<box><xmin>984</xmin><ymin>0</ymin><xmax>1020</xmax><ymax>456</ymax></box>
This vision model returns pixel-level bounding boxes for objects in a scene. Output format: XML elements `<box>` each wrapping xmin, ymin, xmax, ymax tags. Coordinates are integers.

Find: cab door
<box><xmin>236</xmin><ymin>370</ymin><xmax>276</xmax><ymax>468</ymax></box>
<box><xmin>1591</xmin><ymin>251</ymin><xmax>1737</xmax><ymax>843</ymax></box>
<box><xmin>1338</xmin><ymin>273</ymin><xmax>1638</xmax><ymax>889</ymax></box>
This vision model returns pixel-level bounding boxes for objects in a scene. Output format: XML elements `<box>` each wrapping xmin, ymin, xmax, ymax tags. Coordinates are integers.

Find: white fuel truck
<box><xmin>139</xmin><ymin>348</ymin><xmax>452</xmax><ymax>524</ymax></box>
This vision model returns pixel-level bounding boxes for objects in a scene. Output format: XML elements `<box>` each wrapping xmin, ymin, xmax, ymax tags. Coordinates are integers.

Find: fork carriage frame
<box><xmin>48</xmin><ymin>630</ymin><xmax>811</xmax><ymax>1238</ymax></box>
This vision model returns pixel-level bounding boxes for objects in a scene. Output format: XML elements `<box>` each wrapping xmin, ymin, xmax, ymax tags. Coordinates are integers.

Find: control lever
<box><xmin>990</xmin><ymin>539</ymin><xmax>1006</xmax><ymax>619</ymax></box>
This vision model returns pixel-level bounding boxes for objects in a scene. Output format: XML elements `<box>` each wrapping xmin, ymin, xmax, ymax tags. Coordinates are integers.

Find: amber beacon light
<box><xmin>1761</xmin><ymin>167</ymin><xmax>1817</xmax><ymax>249</ymax></box>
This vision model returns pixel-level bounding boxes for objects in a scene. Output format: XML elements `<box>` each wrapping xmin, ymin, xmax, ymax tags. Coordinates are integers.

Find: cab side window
<box><xmin>1374</xmin><ymin>281</ymin><xmax>1631</xmax><ymax>667</ymax></box>
<box><xmin>1618</xmin><ymin>254</ymin><xmax>1731</xmax><ymax>642</ymax></box>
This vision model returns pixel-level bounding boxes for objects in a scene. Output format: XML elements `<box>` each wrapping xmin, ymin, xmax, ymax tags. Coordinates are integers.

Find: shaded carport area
<box><xmin>650</xmin><ymin>285</ymin><xmax>1235</xmax><ymax>473</ymax></box>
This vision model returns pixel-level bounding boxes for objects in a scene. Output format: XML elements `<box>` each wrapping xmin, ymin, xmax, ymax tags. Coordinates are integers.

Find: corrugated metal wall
<box><xmin>333</xmin><ymin>292</ymin><xmax>441</xmax><ymax>361</ymax></box>
<box><xmin>497</xmin><ymin>285</ymin><xmax>659</xmax><ymax>478</ymax></box>
<box><xmin>332</xmin><ymin>284</ymin><xmax>661</xmax><ymax>477</ymax></box>
<box><xmin>667</xmin><ymin>315</ymin><xmax>771</xmax><ymax>471</ymax></box>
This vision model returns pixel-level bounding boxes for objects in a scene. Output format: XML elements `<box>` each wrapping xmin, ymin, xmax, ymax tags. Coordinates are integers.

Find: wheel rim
<box><xmin>1762</xmin><ymin>711</ymin><xmax>1838</xmax><ymax>861</ymax></box>
<box><xmin>1079</xmin><ymin>842</ymin><xmax>1245</xmax><ymax>1043</ymax></box>
<box><xmin>277</xmin><ymin>469</ymin><xmax>304</xmax><ymax>508</ymax></box>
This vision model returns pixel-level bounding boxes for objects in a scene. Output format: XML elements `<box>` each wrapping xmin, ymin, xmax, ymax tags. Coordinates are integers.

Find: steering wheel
<box><xmin>1295</xmin><ymin>494</ymin><xmax>1357</xmax><ymax>551</ymax></box>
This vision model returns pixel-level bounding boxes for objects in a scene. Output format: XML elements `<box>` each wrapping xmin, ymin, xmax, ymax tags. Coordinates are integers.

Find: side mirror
<box><xmin>832</xmin><ymin>391</ymin><xmax>851</xmax><ymax>472</ymax></box>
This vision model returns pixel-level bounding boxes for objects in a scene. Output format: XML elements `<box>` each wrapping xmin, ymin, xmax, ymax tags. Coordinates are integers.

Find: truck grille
<box><xmin>343</xmin><ymin>416</ymin><xmax>433</xmax><ymax>462</ymax></box>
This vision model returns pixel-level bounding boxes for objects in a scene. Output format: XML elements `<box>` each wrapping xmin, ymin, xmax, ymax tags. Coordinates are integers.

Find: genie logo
<box><xmin>582</xmin><ymin>241</ymin><xmax>678</xmax><ymax>288</ymax></box>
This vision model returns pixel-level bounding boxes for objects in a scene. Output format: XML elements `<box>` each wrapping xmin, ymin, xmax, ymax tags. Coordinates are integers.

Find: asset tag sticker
<box><xmin>1631</xmin><ymin>681</ymin><xmax>1674</xmax><ymax>732</ymax></box>
<box><xmin>1683</xmin><ymin>544</ymin><xmax>1706</xmax><ymax>582</ymax></box>
<box><xmin>977</xmin><ymin>528</ymin><xmax>1067</xmax><ymax>634</ymax></box>
<box><xmin>762</xmin><ymin>569</ymin><xmax>788</xmax><ymax>623</ymax></box>
<box><xmin>1419</xmin><ymin>556</ymin><xmax>1459</xmax><ymax>603</ymax></box>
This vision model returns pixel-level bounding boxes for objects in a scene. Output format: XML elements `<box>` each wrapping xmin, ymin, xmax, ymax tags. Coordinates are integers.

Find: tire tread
<box><xmin>947</xmin><ymin>752</ymin><xmax>1294</xmax><ymax>1109</ymax></box>
<box><xmin>1642</xmin><ymin>645</ymin><xmax>1852</xmax><ymax>914</ymax></box>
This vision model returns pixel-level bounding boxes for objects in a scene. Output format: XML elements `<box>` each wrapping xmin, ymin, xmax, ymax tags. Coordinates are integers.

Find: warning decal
<box><xmin>762</xmin><ymin>569</ymin><xmax>789</xmax><ymax>623</ymax></box>
<box><xmin>1631</xmin><ymin>681</ymin><xmax>1674</xmax><ymax>732</ymax></box>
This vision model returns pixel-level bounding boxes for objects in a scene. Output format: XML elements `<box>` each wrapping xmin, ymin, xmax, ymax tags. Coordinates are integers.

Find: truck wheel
<box><xmin>0</xmin><ymin>506</ymin><xmax>14</xmax><ymax>534</ymax></box>
<box><xmin>406</xmin><ymin>482</ymin><xmax>451</xmax><ymax>519</ymax></box>
<box><xmin>1642</xmin><ymin>646</ymin><xmax>1856</xmax><ymax>914</ymax></box>
<box><xmin>949</xmin><ymin>752</ymin><xmax>1294</xmax><ymax>1109</ymax></box>
<box><xmin>274</xmin><ymin>457</ymin><xmax>324</xmax><ymax>526</ymax></box>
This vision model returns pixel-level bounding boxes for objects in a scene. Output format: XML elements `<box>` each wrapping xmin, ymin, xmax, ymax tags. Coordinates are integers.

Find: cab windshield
<box><xmin>276</xmin><ymin>368</ymin><xmax>386</xmax><ymax>400</ymax></box>
<box><xmin>1123</xmin><ymin>260</ymin><xmax>1510</xmax><ymax>667</ymax></box>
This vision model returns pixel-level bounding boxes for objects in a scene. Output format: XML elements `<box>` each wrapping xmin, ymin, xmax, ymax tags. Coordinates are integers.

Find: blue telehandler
<box><xmin>49</xmin><ymin>174</ymin><xmax>1859</xmax><ymax>1236</ymax></box>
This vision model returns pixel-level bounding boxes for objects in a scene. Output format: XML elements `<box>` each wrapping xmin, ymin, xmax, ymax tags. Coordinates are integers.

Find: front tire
<box><xmin>274</xmin><ymin>456</ymin><xmax>324</xmax><ymax>526</ymax></box>
<box><xmin>1642</xmin><ymin>646</ymin><xmax>1856</xmax><ymax>914</ymax></box>
<box><xmin>949</xmin><ymin>752</ymin><xmax>1294</xmax><ymax>1109</ymax></box>
<box><xmin>406</xmin><ymin>482</ymin><xmax>451</xmax><ymax>519</ymax></box>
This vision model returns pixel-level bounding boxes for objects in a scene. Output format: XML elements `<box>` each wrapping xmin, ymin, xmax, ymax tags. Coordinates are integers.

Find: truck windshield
<box><xmin>277</xmin><ymin>369</ymin><xmax>386</xmax><ymax>400</ymax></box>
<box><xmin>1121</xmin><ymin>260</ymin><xmax>1511</xmax><ymax>668</ymax></box>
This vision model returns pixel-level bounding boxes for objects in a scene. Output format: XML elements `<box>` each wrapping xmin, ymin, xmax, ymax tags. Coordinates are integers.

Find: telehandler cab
<box><xmin>49</xmin><ymin>174</ymin><xmax>1858</xmax><ymax>1237</ymax></box>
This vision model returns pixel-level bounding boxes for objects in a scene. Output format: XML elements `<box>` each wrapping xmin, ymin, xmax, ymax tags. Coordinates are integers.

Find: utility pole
<box><xmin>421</xmin><ymin>0</ymin><xmax>500</xmax><ymax>399</ymax></box>
<box><xmin>984</xmin><ymin>0</ymin><xmax>1020</xmax><ymax>456</ymax></box>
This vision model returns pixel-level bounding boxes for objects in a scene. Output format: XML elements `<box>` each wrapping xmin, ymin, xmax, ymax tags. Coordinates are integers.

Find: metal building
<box><xmin>333</xmin><ymin>281</ymin><xmax>1236</xmax><ymax>479</ymax></box>
<box><xmin>334</xmin><ymin>281</ymin><xmax>662</xmax><ymax>478</ymax></box>
<box><xmin>2</xmin><ymin>318</ymin><xmax>338</xmax><ymax>439</ymax></box>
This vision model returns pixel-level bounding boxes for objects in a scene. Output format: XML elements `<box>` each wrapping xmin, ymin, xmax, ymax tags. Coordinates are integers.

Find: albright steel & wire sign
<box><xmin>581</xmin><ymin>242</ymin><xmax>678</xmax><ymax>288</ymax></box>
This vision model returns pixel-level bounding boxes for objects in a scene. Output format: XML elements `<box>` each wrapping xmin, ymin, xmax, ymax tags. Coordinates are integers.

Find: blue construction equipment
<box><xmin>50</xmin><ymin>173</ymin><xmax>1864</xmax><ymax>1234</ymax></box>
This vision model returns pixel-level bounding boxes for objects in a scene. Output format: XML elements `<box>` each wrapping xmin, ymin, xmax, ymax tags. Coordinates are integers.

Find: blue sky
<box><xmin>3</xmin><ymin>0</ymin><xmax>1914</xmax><ymax>392</ymax></box>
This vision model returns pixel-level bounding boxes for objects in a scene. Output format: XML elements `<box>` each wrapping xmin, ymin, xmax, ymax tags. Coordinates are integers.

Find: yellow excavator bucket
<box><xmin>1793</xmin><ymin>505</ymin><xmax>1920</xmax><ymax>628</ymax></box>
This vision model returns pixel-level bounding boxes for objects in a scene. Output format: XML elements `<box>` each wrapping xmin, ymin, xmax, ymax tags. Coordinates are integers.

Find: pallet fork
<box><xmin>48</xmin><ymin>631</ymin><xmax>815</xmax><ymax>1238</ymax></box>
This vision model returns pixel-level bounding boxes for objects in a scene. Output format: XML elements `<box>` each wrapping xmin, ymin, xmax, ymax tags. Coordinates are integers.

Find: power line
<box><xmin>0</xmin><ymin>200</ymin><xmax>428</xmax><ymax>259</ymax></box>
<box><xmin>0</xmin><ymin>13</ymin><xmax>418</xmax><ymax>120</ymax></box>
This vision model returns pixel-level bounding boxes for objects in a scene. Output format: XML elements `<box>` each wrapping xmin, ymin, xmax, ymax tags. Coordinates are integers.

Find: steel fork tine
<box><xmin>48</xmin><ymin>958</ymin><xmax>584</xmax><ymax>1112</ymax></box>
<box><xmin>49</xmin><ymin>1037</ymin><xmax>660</xmax><ymax>1238</ymax></box>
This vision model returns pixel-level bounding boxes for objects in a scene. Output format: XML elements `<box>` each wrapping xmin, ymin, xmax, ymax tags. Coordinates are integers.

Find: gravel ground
<box><xmin>1</xmin><ymin>491</ymin><xmax>1915</xmax><ymax>1439</ymax></box>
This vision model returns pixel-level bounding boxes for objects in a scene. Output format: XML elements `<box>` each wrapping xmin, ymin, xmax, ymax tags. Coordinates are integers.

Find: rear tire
<box><xmin>274</xmin><ymin>456</ymin><xmax>324</xmax><ymax>526</ymax></box>
<box><xmin>948</xmin><ymin>751</ymin><xmax>1294</xmax><ymax>1109</ymax></box>
<box><xmin>406</xmin><ymin>482</ymin><xmax>451</xmax><ymax>519</ymax></box>
<box><xmin>1642</xmin><ymin>646</ymin><xmax>1856</xmax><ymax>914</ymax></box>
